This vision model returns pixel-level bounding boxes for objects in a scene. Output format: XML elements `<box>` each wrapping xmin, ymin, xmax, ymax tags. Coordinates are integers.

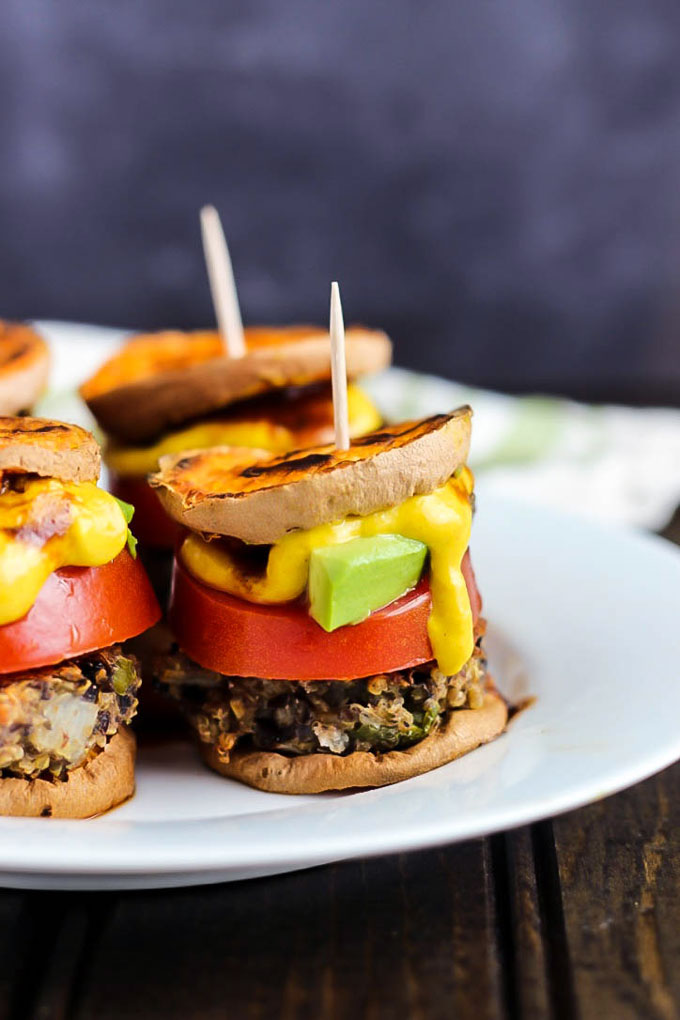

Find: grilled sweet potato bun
<box><xmin>81</xmin><ymin>326</ymin><xmax>392</xmax><ymax>444</ymax></box>
<box><xmin>202</xmin><ymin>691</ymin><xmax>507</xmax><ymax>794</ymax></box>
<box><xmin>0</xmin><ymin>727</ymin><xmax>136</xmax><ymax>818</ymax></box>
<box><xmin>0</xmin><ymin>322</ymin><xmax>49</xmax><ymax>416</ymax></box>
<box><xmin>0</xmin><ymin>417</ymin><xmax>100</xmax><ymax>483</ymax></box>
<box><xmin>150</xmin><ymin>409</ymin><xmax>472</xmax><ymax>544</ymax></box>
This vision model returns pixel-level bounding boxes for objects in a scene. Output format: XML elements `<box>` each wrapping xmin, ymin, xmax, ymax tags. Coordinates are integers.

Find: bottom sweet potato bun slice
<box><xmin>0</xmin><ymin>322</ymin><xmax>49</xmax><ymax>415</ymax></box>
<box><xmin>200</xmin><ymin>691</ymin><xmax>507</xmax><ymax>794</ymax></box>
<box><xmin>151</xmin><ymin>409</ymin><xmax>472</xmax><ymax>544</ymax></box>
<box><xmin>0</xmin><ymin>727</ymin><xmax>136</xmax><ymax>818</ymax></box>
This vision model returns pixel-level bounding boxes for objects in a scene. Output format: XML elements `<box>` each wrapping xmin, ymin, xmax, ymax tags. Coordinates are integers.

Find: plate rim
<box><xmin>0</xmin><ymin>493</ymin><xmax>679</xmax><ymax>882</ymax></box>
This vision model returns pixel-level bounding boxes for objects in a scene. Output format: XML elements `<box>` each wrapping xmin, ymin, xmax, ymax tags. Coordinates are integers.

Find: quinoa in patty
<box><xmin>0</xmin><ymin>646</ymin><xmax>141</xmax><ymax>780</ymax></box>
<box><xmin>156</xmin><ymin>623</ymin><xmax>490</xmax><ymax>764</ymax></box>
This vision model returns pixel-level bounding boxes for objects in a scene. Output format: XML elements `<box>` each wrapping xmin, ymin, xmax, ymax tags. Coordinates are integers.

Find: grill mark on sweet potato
<box><xmin>18</xmin><ymin>424</ymin><xmax>68</xmax><ymax>434</ymax></box>
<box><xmin>0</xmin><ymin>343</ymin><xmax>29</xmax><ymax>366</ymax></box>
<box><xmin>240</xmin><ymin>452</ymin><xmax>334</xmax><ymax>478</ymax></box>
<box><xmin>154</xmin><ymin>411</ymin><xmax>471</xmax><ymax>502</ymax></box>
<box><xmin>151</xmin><ymin>408</ymin><xmax>472</xmax><ymax>541</ymax></box>
<box><xmin>0</xmin><ymin>419</ymin><xmax>70</xmax><ymax>439</ymax></box>
<box><xmin>0</xmin><ymin>323</ymin><xmax>48</xmax><ymax>377</ymax></box>
<box><xmin>350</xmin><ymin>415</ymin><xmax>450</xmax><ymax>445</ymax></box>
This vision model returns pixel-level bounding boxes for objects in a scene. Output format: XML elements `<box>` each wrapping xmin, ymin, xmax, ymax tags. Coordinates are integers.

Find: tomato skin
<box><xmin>109</xmin><ymin>471</ymin><xmax>180</xmax><ymax>549</ymax></box>
<box><xmin>0</xmin><ymin>550</ymin><xmax>161</xmax><ymax>675</ymax></box>
<box><xmin>169</xmin><ymin>551</ymin><xmax>481</xmax><ymax>682</ymax></box>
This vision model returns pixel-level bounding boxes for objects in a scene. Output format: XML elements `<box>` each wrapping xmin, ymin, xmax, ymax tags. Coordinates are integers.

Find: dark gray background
<box><xmin>1</xmin><ymin>0</ymin><xmax>680</xmax><ymax>403</ymax></box>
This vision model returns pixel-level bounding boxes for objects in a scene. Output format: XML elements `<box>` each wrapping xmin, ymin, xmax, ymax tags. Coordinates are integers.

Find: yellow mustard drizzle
<box><xmin>105</xmin><ymin>384</ymin><xmax>382</xmax><ymax>476</ymax></box>
<box><xmin>181</xmin><ymin>469</ymin><xmax>475</xmax><ymax>676</ymax></box>
<box><xmin>0</xmin><ymin>479</ymin><xmax>128</xmax><ymax>625</ymax></box>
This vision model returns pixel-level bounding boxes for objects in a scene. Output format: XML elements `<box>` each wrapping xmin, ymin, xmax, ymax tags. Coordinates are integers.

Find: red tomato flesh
<box><xmin>0</xmin><ymin>550</ymin><xmax>161</xmax><ymax>675</ymax></box>
<box><xmin>169</xmin><ymin>550</ymin><xmax>481</xmax><ymax>681</ymax></box>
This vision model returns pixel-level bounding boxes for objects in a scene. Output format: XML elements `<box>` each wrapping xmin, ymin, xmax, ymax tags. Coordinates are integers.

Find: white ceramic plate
<box><xmin>1</xmin><ymin>325</ymin><xmax>678</xmax><ymax>890</ymax></box>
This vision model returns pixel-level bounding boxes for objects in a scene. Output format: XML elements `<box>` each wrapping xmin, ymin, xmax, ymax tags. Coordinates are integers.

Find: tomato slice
<box><xmin>109</xmin><ymin>471</ymin><xmax>180</xmax><ymax>549</ymax></box>
<box><xmin>0</xmin><ymin>550</ymin><xmax>161</xmax><ymax>675</ymax></box>
<box><xmin>169</xmin><ymin>551</ymin><xmax>481</xmax><ymax>681</ymax></box>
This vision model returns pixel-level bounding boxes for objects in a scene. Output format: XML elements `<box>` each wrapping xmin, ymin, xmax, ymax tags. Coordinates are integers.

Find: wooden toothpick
<box><xmin>330</xmin><ymin>281</ymin><xmax>350</xmax><ymax>450</ymax></box>
<box><xmin>200</xmin><ymin>205</ymin><xmax>246</xmax><ymax>358</ymax></box>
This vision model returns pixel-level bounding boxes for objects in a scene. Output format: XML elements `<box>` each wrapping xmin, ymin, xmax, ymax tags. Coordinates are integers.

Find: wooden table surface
<box><xmin>1</xmin><ymin>513</ymin><xmax>678</xmax><ymax>1020</ymax></box>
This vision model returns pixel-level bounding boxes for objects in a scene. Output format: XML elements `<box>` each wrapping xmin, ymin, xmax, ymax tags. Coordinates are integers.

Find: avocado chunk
<box><xmin>308</xmin><ymin>534</ymin><xmax>428</xmax><ymax>632</ymax></box>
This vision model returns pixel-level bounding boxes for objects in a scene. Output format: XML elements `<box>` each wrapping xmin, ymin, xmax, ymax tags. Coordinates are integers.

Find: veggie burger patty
<box><xmin>0</xmin><ymin>646</ymin><xmax>141</xmax><ymax>779</ymax></box>
<box><xmin>156</xmin><ymin>623</ymin><xmax>489</xmax><ymax>763</ymax></box>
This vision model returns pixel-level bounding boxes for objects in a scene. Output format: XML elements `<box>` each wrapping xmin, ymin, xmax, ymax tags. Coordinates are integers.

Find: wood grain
<box><xmin>497</xmin><ymin>827</ymin><xmax>553</xmax><ymax>1017</ymax></box>
<box><xmin>65</xmin><ymin>844</ymin><xmax>504</xmax><ymax>1020</ymax></box>
<box><xmin>552</xmin><ymin>766</ymin><xmax>680</xmax><ymax>1020</ymax></box>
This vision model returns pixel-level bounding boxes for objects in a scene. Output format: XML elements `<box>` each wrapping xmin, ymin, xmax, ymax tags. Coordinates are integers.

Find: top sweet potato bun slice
<box><xmin>150</xmin><ymin>409</ymin><xmax>472</xmax><ymax>544</ymax></box>
<box><xmin>0</xmin><ymin>417</ymin><xmax>100</xmax><ymax>483</ymax></box>
<box><xmin>0</xmin><ymin>322</ymin><xmax>49</xmax><ymax>415</ymax></box>
<box><xmin>80</xmin><ymin>326</ymin><xmax>392</xmax><ymax>444</ymax></box>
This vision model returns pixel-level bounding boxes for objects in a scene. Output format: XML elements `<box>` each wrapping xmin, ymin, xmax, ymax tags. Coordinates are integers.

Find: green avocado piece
<box><xmin>308</xmin><ymin>534</ymin><xmax>428</xmax><ymax>632</ymax></box>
